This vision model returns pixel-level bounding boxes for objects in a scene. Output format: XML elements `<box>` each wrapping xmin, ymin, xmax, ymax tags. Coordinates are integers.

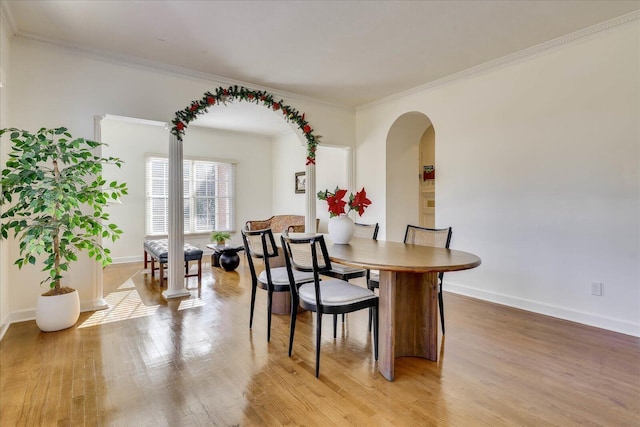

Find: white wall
<box><xmin>271</xmin><ymin>132</ymin><xmax>351</xmax><ymax>232</ymax></box>
<box><xmin>356</xmin><ymin>22</ymin><xmax>640</xmax><ymax>336</ymax></box>
<box><xmin>0</xmin><ymin>9</ymin><xmax>11</xmax><ymax>338</ymax></box>
<box><xmin>4</xmin><ymin>37</ymin><xmax>354</xmax><ymax>324</ymax></box>
<box><xmin>271</xmin><ymin>132</ymin><xmax>307</xmax><ymax>218</ymax></box>
<box><xmin>315</xmin><ymin>145</ymin><xmax>350</xmax><ymax>232</ymax></box>
<box><xmin>100</xmin><ymin>117</ymin><xmax>168</xmax><ymax>261</ymax></box>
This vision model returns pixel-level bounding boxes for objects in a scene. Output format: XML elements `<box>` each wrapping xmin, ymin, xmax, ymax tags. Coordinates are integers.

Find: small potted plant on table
<box><xmin>211</xmin><ymin>231</ymin><xmax>231</xmax><ymax>246</ymax></box>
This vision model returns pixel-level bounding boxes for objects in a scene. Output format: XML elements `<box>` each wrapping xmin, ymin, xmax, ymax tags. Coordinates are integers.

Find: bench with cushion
<box><xmin>143</xmin><ymin>239</ymin><xmax>203</xmax><ymax>287</ymax></box>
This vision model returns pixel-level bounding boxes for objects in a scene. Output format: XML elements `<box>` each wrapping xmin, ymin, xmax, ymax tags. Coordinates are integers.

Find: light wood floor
<box><xmin>1</xmin><ymin>259</ymin><xmax>639</xmax><ymax>426</ymax></box>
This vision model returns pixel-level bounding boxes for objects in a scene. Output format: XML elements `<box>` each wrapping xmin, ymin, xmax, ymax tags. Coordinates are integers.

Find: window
<box><xmin>146</xmin><ymin>156</ymin><xmax>236</xmax><ymax>235</ymax></box>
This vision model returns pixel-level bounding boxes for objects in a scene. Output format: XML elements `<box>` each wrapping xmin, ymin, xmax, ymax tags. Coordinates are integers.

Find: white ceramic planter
<box><xmin>35</xmin><ymin>289</ymin><xmax>80</xmax><ymax>332</ymax></box>
<box><xmin>328</xmin><ymin>214</ymin><xmax>355</xmax><ymax>244</ymax></box>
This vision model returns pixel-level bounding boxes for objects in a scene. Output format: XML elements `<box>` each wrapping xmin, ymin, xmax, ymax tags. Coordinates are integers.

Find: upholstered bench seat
<box><xmin>143</xmin><ymin>239</ymin><xmax>203</xmax><ymax>287</ymax></box>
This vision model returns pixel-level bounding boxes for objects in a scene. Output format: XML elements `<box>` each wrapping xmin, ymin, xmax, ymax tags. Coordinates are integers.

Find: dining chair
<box><xmin>322</xmin><ymin>222</ymin><xmax>379</xmax><ymax>334</ymax></box>
<box><xmin>241</xmin><ymin>226</ymin><xmax>314</xmax><ymax>342</ymax></box>
<box><xmin>286</xmin><ymin>218</ymin><xmax>321</xmax><ymax>233</ymax></box>
<box><xmin>368</xmin><ymin>224</ymin><xmax>453</xmax><ymax>334</ymax></box>
<box><xmin>280</xmin><ymin>230</ymin><xmax>379</xmax><ymax>378</ymax></box>
<box><xmin>324</xmin><ymin>222</ymin><xmax>379</xmax><ymax>281</ymax></box>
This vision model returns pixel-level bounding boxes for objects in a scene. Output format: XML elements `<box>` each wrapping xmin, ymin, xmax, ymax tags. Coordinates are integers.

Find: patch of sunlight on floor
<box><xmin>178</xmin><ymin>298</ymin><xmax>206</xmax><ymax>311</ymax></box>
<box><xmin>116</xmin><ymin>279</ymin><xmax>136</xmax><ymax>291</ymax></box>
<box><xmin>78</xmin><ymin>278</ymin><xmax>160</xmax><ymax>328</ymax></box>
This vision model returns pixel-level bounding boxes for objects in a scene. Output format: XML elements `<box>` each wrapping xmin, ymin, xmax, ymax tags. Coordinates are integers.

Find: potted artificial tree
<box><xmin>0</xmin><ymin>127</ymin><xmax>128</xmax><ymax>331</ymax></box>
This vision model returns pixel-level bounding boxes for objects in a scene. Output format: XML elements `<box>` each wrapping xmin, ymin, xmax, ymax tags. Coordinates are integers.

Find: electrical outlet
<box><xmin>591</xmin><ymin>282</ymin><xmax>603</xmax><ymax>296</ymax></box>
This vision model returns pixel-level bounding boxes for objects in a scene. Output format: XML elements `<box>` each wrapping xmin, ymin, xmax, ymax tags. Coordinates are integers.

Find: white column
<box><xmin>306</xmin><ymin>163</ymin><xmax>317</xmax><ymax>232</ymax></box>
<box><xmin>346</xmin><ymin>147</ymin><xmax>357</xmax><ymax>221</ymax></box>
<box><xmin>92</xmin><ymin>115</ymin><xmax>108</xmax><ymax>309</ymax></box>
<box><xmin>163</xmin><ymin>134</ymin><xmax>190</xmax><ymax>299</ymax></box>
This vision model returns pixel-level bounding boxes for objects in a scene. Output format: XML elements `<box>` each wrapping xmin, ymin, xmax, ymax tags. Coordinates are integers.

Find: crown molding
<box><xmin>101</xmin><ymin>114</ymin><xmax>168</xmax><ymax>128</ymax></box>
<box><xmin>0</xmin><ymin>1</ymin><xmax>16</xmax><ymax>36</ymax></box>
<box><xmin>357</xmin><ymin>10</ymin><xmax>640</xmax><ymax>112</ymax></box>
<box><xmin>11</xmin><ymin>31</ymin><xmax>354</xmax><ymax>113</ymax></box>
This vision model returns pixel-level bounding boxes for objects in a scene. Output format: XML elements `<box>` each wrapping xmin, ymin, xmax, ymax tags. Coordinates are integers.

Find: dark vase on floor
<box><xmin>220</xmin><ymin>252</ymin><xmax>240</xmax><ymax>271</ymax></box>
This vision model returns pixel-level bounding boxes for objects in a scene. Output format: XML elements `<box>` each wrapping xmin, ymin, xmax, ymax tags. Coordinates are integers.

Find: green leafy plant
<box><xmin>211</xmin><ymin>231</ymin><xmax>231</xmax><ymax>244</ymax></box>
<box><xmin>0</xmin><ymin>127</ymin><xmax>128</xmax><ymax>295</ymax></box>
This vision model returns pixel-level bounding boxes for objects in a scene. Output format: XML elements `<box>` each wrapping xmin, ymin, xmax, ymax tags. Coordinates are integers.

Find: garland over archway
<box><xmin>171</xmin><ymin>85</ymin><xmax>321</xmax><ymax>164</ymax></box>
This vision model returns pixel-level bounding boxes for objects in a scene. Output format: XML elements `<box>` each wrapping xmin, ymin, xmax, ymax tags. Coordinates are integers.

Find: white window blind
<box><xmin>146</xmin><ymin>156</ymin><xmax>236</xmax><ymax>235</ymax></box>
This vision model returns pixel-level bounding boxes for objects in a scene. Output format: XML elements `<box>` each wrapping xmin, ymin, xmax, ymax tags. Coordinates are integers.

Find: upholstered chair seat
<box><xmin>298</xmin><ymin>279</ymin><xmax>377</xmax><ymax>306</ymax></box>
<box><xmin>258</xmin><ymin>267</ymin><xmax>313</xmax><ymax>287</ymax></box>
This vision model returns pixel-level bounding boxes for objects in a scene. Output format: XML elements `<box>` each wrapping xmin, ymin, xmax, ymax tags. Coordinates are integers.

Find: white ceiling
<box><xmin>3</xmin><ymin>0</ymin><xmax>639</xmax><ymax>135</ymax></box>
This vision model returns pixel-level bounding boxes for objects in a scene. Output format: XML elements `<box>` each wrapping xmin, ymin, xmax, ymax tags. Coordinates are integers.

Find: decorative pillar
<box><xmin>346</xmin><ymin>147</ymin><xmax>356</xmax><ymax>221</ymax></box>
<box><xmin>306</xmin><ymin>163</ymin><xmax>317</xmax><ymax>232</ymax></box>
<box><xmin>92</xmin><ymin>115</ymin><xmax>108</xmax><ymax>309</ymax></box>
<box><xmin>163</xmin><ymin>134</ymin><xmax>190</xmax><ymax>299</ymax></box>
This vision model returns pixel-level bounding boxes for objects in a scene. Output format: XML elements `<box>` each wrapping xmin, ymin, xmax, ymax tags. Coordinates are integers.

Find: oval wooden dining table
<box><xmin>327</xmin><ymin>236</ymin><xmax>481</xmax><ymax>381</ymax></box>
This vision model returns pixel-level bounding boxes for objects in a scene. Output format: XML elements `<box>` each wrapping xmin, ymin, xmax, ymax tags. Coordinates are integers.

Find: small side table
<box><xmin>206</xmin><ymin>244</ymin><xmax>245</xmax><ymax>271</ymax></box>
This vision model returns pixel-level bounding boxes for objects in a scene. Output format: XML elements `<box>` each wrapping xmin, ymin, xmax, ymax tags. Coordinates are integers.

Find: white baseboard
<box><xmin>112</xmin><ymin>255</ymin><xmax>144</xmax><ymax>264</ymax></box>
<box><xmin>1</xmin><ymin>299</ymin><xmax>110</xmax><ymax>341</ymax></box>
<box><xmin>112</xmin><ymin>252</ymin><xmax>214</xmax><ymax>265</ymax></box>
<box><xmin>0</xmin><ymin>319</ymin><xmax>9</xmax><ymax>341</ymax></box>
<box><xmin>445</xmin><ymin>281</ymin><xmax>640</xmax><ymax>338</ymax></box>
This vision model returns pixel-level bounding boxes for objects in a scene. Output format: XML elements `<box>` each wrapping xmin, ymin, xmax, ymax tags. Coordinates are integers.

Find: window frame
<box><xmin>145</xmin><ymin>154</ymin><xmax>236</xmax><ymax>236</ymax></box>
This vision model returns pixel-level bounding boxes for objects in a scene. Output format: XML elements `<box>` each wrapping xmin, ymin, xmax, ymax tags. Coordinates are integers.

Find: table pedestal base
<box><xmin>271</xmin><ymin>291</ymin><xmax>294</xmax><ymax>314</ymax></box>
<box><xmin>378</xmin><ymin>270</ymin><xmax>438</xmax><ymax>381</ymax></box>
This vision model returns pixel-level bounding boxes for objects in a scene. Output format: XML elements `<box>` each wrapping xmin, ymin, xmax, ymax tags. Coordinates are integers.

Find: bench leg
<box><xmin>144</xmin><ymin>250</ymin><xmax>148</xmax><ymax>269</ymax></box>
<box><xmin>159</xmin><ymin>262</ymin><xmax>164</xmax><ymax>287</ymax></box>
<box><xmin>197</xmin><ymin>258</ymin><xmax>202</xmax><ymax>281</ymax></box>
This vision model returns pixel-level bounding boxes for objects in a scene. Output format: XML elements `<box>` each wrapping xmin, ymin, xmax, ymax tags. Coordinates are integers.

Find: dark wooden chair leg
<box><xmin>315</xmin><ymin>311</ymin><xmax>323</xmax><ymax>378</ymax></box>
<box><xmin>439</xmin><ymin>283</ymin><xmax>445</xmax><ymax>335</ymax></box>
<box><xmin>288</xmin><ymin>292</ymin><xmax>299</xmax><ymax>357</ymax></box>
<box><xmin>373</xmin><ymin>305</ymin><xmax>378</xmax><ymax>360</ymax></box>
<box><xmin>249</xmin><ymin>279</ymin><xmax>257</xmax><ymax>329</ymax></box>
<box><xmin>267</xmin><ymin>290</ymin><xmax>273</xmax><ymax>342</ymax></box>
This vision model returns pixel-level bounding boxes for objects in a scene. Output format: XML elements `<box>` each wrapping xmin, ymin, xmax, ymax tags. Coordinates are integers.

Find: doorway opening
<box><xmin>385</xmin><ymin>111</ymin><xmax>434</xmax><ymax>241</ymax></box>
<box><xmin>419</xmin><ymin>124</ymin><xmax>436</xmax><ymax>228</ymax></box>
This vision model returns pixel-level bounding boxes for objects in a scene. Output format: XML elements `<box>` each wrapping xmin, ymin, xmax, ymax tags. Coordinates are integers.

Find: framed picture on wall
<box><xmin>295</xmin><ymin>171</ymin><xmax>306</xmax><ymax>194</ymax></box>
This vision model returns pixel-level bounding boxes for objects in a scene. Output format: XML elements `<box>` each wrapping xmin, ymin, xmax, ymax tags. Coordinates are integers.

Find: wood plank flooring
<box><xmin>1</xmin><ymin>259</ymin><xmax>639</xmax><ymax>426</ymax></box>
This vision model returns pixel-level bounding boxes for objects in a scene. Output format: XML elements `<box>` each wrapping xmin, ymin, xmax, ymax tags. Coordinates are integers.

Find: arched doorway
<box><xmin>164</xmin><ymin>85</ymin><xmax>322</xmax><ymax>298</ymax></box>
<box><xmin>385</xmin><ymin>112</ymin><xmax>433</xmax><ymax>242</ymax></box>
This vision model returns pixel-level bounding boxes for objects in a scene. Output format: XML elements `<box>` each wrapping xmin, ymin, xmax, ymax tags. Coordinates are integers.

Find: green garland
<box><xmin>171</xmin><ymin>85</ymin><xmax>321</xmax><ymax>165</ymax></box>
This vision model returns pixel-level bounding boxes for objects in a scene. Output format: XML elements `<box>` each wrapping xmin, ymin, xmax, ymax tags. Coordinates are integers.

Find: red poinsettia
<box><xmin>318</xmin><ymin>187</ymin><xmax>372</xmax><ymax>217</ymax></box>
<box><xmin>349</xmin><ymin>187</ymin><xmax>372</xmax><ymax>216</ymax></box>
